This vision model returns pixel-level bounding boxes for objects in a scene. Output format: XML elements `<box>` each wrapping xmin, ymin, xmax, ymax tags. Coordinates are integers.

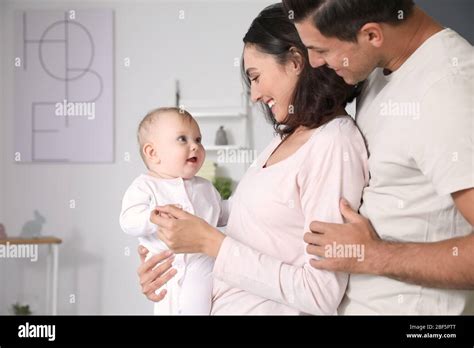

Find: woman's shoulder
<box><xmin>306</xmin><ymin>115</ymin><xmax>367</xmax><ymax>154</ymax></box>
<box><xmin>297</xmin><ymin>116</ymin><xmax>368</xmax><ymax>177</ymax></box>
<box><xmin>314</xmin><ymin>115</ymin><xmax>362</xmax><ymax>143</ymax></box>
<box><xmin>319</xmin><ymin>115</ymin><xmax>358</xmax><ymax>136</ymax></box>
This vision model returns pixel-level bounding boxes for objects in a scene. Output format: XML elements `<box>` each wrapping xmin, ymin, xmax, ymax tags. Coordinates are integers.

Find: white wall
<box><xmin>0</xmin><ymin>0</ymin><xmax>6</xmax><ymax>314</ymax></box>
<box><xmin>0</xmin><ymin>0</ymin><xmax>274</xmax><ymax>314</ymax></box>
<box><xmin>0</xmin><ymin>0</ymin><xmax>5</xmax><ymax>223</ymax></box>
<box><xmin>2</xmin><ymin>0</ymin><xmax>472</xmax><ymax>316</ymax></box>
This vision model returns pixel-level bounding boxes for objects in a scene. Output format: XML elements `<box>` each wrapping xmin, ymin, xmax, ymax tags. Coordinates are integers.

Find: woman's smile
<box><xmin>266</xmin><ymin>99</ymin><xmax>276</xmax><ymax>109</ymax></box>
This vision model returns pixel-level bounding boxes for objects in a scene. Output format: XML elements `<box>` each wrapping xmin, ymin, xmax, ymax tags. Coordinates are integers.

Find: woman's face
<box><xmin>243</xmin><ymin>44</ymin><xmax>301</xmax><ymax>123</ymax></box>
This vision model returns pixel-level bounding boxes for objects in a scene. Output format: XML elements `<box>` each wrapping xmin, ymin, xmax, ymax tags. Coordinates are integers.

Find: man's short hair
<box><xmin>282</xmin><ymin>0</ymin><xmax>415</xmax><ymax>42</ymax></box>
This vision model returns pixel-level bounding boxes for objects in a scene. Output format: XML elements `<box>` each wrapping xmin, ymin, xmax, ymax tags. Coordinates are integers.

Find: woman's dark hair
<box><xmin>242</xmin><ymin>3</ymin><xmax>360</xmax><ymax>137</ymax></box>
<box><xmin>282</xmin><ymin>0</ymin><xmax>415</xmax><ymax>42</ymax></box>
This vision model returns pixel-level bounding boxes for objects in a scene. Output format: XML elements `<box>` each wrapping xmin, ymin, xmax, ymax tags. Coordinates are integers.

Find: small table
<box><xmin>0</xmin><ymin>236</ymin><xmax>62</xmax><ymax>315</ymax></box>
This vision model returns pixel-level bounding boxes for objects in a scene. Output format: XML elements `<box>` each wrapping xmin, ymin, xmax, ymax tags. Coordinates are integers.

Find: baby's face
<box><xmin>151</xmin><ymin>112</ymin><xmax>205</xmax><ymax>179</ymax></box>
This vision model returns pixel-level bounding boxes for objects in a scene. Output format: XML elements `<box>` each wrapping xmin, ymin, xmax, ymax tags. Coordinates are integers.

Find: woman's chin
<box><xmin>273</xmin><ymin>110</ymin><xmax>284</xmax><ymax>123</ymax></box>
<box><xmin>275</xmin><ymin>116</ymin><xmax>288</xmax><ymax>124</ymax></box>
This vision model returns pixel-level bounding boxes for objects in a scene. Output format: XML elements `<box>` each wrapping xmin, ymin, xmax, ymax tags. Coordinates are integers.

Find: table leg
<box><xmin>46</xmin><ymin>244</ymin><xmax>52</xmax><ymax>314</ymax></box>
<box><xmin>52</xmin><ymin>244</ymin><xmax>59</xmax><ymax>315</ymax></box>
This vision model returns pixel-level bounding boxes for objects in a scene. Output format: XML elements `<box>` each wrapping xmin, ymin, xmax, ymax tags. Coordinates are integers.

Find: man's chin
<box><xmin>342</xmin><ymin>75</ymin><xmax>356</xmax><ymax>85</ymax></box>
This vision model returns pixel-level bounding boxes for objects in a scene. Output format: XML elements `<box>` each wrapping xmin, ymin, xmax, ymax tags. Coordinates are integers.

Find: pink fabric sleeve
<box><xmin>213</xmin><ymin>122</ymin><xmax>368</xmax><ymax>314</ymax></box>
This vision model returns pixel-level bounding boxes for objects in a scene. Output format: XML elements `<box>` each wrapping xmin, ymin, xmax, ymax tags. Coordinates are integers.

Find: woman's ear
<box><xmin>359</xmin><ymin>23</ymin><xmax>384</xmax><ymax>48</ymax></box>
<box><xmin>143</xmin><ymin>143</ymin><xmax>160</xmax><ymax>164</ymax></box>
<box><xmin>289</xmin><ymin>47</ymin><xmax>304</xmax><ymax>75</ymax></box>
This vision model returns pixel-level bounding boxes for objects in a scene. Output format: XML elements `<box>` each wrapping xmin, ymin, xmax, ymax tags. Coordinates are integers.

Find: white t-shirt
<box><xmin>340</xmin><ymin>29</ymin><xmax>474</xmax><ymax>314</ymax></box>
<box><xmin>120</xmin><ymin>174</ymin><xmax>229</xmax><ymax>314</ymax></box>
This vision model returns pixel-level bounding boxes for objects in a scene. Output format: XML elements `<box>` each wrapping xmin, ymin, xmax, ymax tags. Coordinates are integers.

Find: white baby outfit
<box><xmin>120</xmin><ymin>174</ymin><xmax>229</xmax><ymax>315</ymax></box>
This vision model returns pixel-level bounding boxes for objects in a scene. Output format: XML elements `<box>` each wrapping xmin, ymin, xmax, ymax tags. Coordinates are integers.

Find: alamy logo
<box><xmin>380</xmin><ymin>99</ymin><xmax>420</xmax><ymax>118</ymax></box>
<box><xmin>0</xmin><ymin>242</ymin><xmax>38</xmax><ymax>261</ymax></box>
<box><xmin>55</xmin><ymin>99</ymin><xmax>96</xmax><ymax>120</ymax></box>
<box><xmin>217</xmin><ymin>149</ymin><xmax>258</xmax><ymax>164</ymax></box>
<box><xmin>18</xmin><ymin>322</ymin><xmax>56</xmax><ymax>341</ymax></box>
<box><xmin>324</xmin><ymin>242</ymin><xmax>365</xmax><ymax>262</ymax></box>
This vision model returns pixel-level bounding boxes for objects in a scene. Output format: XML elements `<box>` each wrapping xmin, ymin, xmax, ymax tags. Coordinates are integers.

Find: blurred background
<box><xmin>0</xmin><ymin>0</ymin><xmax>472</xmax><ymax>315</ymax></box>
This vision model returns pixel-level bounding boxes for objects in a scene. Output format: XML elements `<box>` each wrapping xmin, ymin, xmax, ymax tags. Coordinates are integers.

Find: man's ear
<box><xmin>358</xmin><ymin>23</ymin><xmax>384</xmax><ymax>48</ymax></box>
<box><xmin>143</xmin><ymin>143</ymin><xmax>160</xmax><ymax>164</ymax></box>
<box><xmin>289</xmin><ymin>47</ymin><xmax>305</xmax><ymax>75</ymax></box>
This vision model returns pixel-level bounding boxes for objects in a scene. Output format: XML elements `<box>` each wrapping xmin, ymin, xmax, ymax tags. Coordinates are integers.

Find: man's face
<box><xmin>295</xmin><ymin>18</ymin><xmax>379</xmax><ymax>85</ymax></box>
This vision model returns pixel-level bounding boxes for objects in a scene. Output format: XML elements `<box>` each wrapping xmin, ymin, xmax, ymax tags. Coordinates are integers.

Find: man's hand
<box><xmin>306</xmin><ymin>195</ymin><xmax>474</xmax><ymax>289</ymax></box>
<box><xmin>305</xmin><ymin>198</ymin><xmax>383</xmax><ymax>274</ymax></box>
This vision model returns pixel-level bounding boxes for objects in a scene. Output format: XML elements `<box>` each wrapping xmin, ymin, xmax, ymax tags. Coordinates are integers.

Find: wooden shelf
<box><xmin>0</xmin><ymin>236</ymin><xmax>62</xmax><ymax>245</ymax></box>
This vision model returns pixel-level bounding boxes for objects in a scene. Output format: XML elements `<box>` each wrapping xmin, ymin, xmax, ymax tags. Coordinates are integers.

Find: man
<box><xmin>282</xmin><ymin>0</ymin><xmax>473</xmax><ymax>314</ymax></box>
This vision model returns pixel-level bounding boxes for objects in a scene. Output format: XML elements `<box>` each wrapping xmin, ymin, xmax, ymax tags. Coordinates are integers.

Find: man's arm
<box><xmin>306</xmin><ymin>188</ymin><xmax>474</xmax><ymax>289</ymax></box>
<box><xmin>369</xmin><ymin>230</ymin><xmax>474</xmax><ymax>289</ymax></box>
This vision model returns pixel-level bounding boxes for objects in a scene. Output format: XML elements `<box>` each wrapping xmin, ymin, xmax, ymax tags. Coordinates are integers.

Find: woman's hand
<box><xmin>137</xmin><ymin>246</ymin><xmax>177</xmax><ymax>302</ymax></box>
<box><xmin>151</xmin><ymin>205</ymin><xmax>226</xmax><ymax>257</ymax></box>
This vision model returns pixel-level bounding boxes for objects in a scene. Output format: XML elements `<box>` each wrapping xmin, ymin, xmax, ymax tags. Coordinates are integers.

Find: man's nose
<box><xmin>309</xmin><ymin>52</ymin><xmax>326</xmax><ymax>68</ymax></box>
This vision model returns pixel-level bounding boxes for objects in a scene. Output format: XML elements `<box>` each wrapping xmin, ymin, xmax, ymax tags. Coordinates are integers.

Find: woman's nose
<box><xmin>250</xmin><ymin>86</ymin><xmax>263</xmax><ymax>103</ymax></box>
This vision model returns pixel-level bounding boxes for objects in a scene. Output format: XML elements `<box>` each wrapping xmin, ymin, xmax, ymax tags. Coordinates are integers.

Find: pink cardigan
<box><xmin>211</xmin><ymin>117</ymin><xmax>369</xmax><ymax>315</ymax></box>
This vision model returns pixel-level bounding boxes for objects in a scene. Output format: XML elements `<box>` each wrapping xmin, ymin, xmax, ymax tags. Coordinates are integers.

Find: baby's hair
<box><xmin>137</xmin><ymin>107</ymin><xmax>194</xmax><ymax>167</ymax></box>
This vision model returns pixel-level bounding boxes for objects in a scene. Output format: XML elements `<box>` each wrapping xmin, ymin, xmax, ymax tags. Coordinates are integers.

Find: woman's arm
<box><xmin>153</xmin><ymin>205</ymin><xmax>347</xmax><ymax>314</ymax></box>
<box><xmin>153</xmin><ymin>121</ymin><xmax>369</xmax><ymax>314</ymax></box>
<box><xmin>212</xmin><ymin>123</ymin><xmax>368</xmax><ymax>314</ymax></box>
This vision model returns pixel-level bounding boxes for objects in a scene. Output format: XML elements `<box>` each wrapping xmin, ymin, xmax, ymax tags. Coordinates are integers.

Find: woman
<box><xmin>137</xmin><ymin>3</ymin><xmax>368</xmax><ymax>314</ymax></box>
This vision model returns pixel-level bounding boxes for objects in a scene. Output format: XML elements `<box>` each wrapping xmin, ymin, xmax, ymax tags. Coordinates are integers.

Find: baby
<box><xmin>119</xmin><ymin>107</ymin><xmax>229</xmax><ymax>315</ymax></box>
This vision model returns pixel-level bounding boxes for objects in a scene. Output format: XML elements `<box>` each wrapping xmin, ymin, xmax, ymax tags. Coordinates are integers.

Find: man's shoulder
<box><xmin>411</xmin><ymin>29</ymin><xmax>473</xmax><ymax>87</ymax></box>
<box><xmin>434</xmin><ymin>28</ymin><xmax>473</xmax><ymax>62</ymax></box>
<box><xmin>371</xmin><ymin>29</ymin><xmax>472</xmax><ymax>85</ymax></box>
<box><xmin>359</xmin><ymin>29</ymin><xmax>473</xmax><ymax>110</ymax></box>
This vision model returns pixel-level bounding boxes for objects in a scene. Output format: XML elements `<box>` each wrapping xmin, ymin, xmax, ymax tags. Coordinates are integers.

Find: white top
<box><xmin>120</xmin><ymin>175</ymin><xmax>229</xmax><ymax>287</ymax></box>
<box><xmin>341</xmin><ymin>29</ymin><xmax>474</xmax><ymax>314</ymax></box>
<box><xmin>120</xmin><ymin>175</ymin><xmax>229</xmax><ymax>314</ymax></box>
<box><xmin>120</xmin><ymin>175</ymin><xmax>228</xmax><ymax>250</ymax></box>
<box><xmin>211</xmin><ymin>117</ymin><xmax>369</xmax><ymax>315</ymax></box>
